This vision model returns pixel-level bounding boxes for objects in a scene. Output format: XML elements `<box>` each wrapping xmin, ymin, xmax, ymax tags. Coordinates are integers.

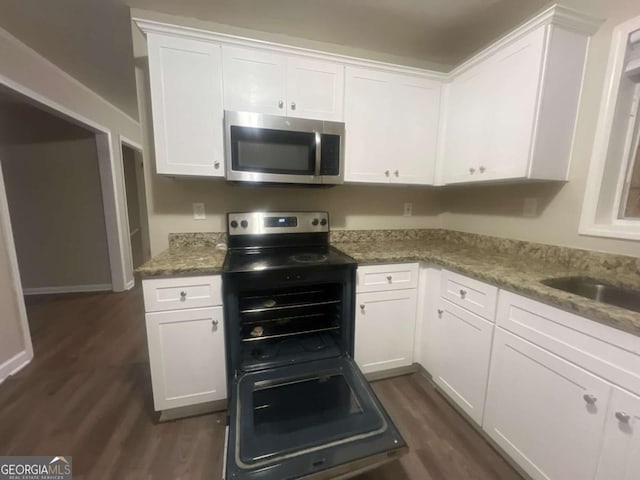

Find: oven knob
<box><xmin>320</xmin><ymin>218</ymin><xmax>327</xmax><ymax>226</ymax></box>
<box><xmin>230</xmin><ymin>220</ymin><xmax>238</xmax><ymax>229</ymax></box>
<box><xmin>240</xmin><ymin>220</ymin><xmax>248</xmax><ymax>229</ymax></box>
<box><xmin>312</xmin><ymin>218</ymin><xmax>319</xmax><ymax>226</ymax></box>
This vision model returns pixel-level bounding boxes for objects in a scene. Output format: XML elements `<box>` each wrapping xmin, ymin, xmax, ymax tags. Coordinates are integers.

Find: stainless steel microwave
<box><xmin>224</xmin><ymin>111</ymin><xmax>345</xmax><ymax>185</ymax></box>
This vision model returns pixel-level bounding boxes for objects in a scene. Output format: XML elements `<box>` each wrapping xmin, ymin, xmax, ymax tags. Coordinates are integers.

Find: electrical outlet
<box><xmin>404</xmin><ymin>202</ymin><xmax>413</xmax><ymax>217</ymax></box>
<box><xmin>193</xmin><ymin>202</ymin><xmax>206</xmax><ymax>220</ymax></box>
<box><xmin>523</xmin><ymin>198</ymin><xmax>538</xmax><ymax>217</ymax></box>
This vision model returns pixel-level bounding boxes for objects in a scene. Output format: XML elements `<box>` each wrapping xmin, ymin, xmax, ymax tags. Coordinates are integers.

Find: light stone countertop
<box><xmin>136</xmin><ymin>230</ymin><xmax>640</xmax><ymax>337</ymax></box>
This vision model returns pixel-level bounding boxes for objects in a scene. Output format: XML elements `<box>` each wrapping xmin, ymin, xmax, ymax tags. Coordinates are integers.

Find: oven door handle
<box><xmin>314</xmin><ymin>131</ymin><xmax>321</xmax><ymax>177</ymax></box>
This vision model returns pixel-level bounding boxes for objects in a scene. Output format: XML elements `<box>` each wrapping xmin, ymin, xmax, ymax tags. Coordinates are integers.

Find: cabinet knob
<box><xmin>278</xmin><ymin>100</ymin><xmax>284</xmax><ymax>109</ymax></box>
<box><xmin>180</xmin><ymin>291</ymin><xmax>187</xmax><ymax>300</ymax></box>
<box><xmin>615</xmin><ymin>411</ymin><xmax>631</xmax><ymax>423</ymax></box>
<box><xmin>212</xmin><ymin>319</ymin><xmax>219</xmax><ymax>327</ymax></box>
<box><xmin>214</xmin><ymin>161</ymin><xmax>220</xmax><ymax>169</ymax></box>
<box><xmin>360</xmin><ymin>304</ymin><xmax>365</xmax><ymax>312</ymax></box>
<box><xmin>387</xmin><ymin>275</ymin><xmax>392</xmax><ymax>283</ymax></box>
<box><xmin>469</xmin><ymin>167</ymin><xmax>476</xmax><ymax>174</ymax></box>
<box><xmin>459</xmin><ymin>289</ymin><xmax>467</xmax><ymax>299</ymax></box>
<box><xmin>437</xmin><ymin>309</ymin><xmax>444</xmax><ymax>316</ymax></box>
<box><xmin>394</xmin><ymin>170</ymin><xmax>399</xmax><ymax>177</ymax></box>
<box><xmin>479</xmin><ymin>165</ymin><xmax>486</xmax><ymax>173</ymax></box>
<box><xmin>385</xmin><ymin>170</ymin><xmax>390</xmax><ymax>177</ymax></box>
<box><xmin>291</xmin><ymin>101</ymin><xmax>296</xmax><ymax>110</ymax></box>
<box><xmin>583</xmin><ymin>394</ymin><xmax>597</xmax><ymax>405</ymax></box>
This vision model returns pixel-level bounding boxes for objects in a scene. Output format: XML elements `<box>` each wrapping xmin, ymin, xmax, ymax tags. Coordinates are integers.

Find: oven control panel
<box><xmin>228</xmin><ymin>212</ymin><xmax>329</xmax><ymax>235</ymax></box>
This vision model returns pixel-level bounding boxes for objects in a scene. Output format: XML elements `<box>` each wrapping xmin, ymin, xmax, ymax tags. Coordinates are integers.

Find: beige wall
<box><xmin>1</xmin><ymin>139</ymin><xmax>111</xmax><ymax>290</ymax></box>
<box><xmin>147</xmin><ymin>178</ymin><xmax>442</xmax><ymax>254</ymax></box>
<box><xmin>440</xmin><ymin>0</ymin><xmax>640</xmax><ymax>257</ymax></box>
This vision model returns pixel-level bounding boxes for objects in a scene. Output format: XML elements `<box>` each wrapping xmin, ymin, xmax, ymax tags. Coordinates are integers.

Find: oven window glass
<box><xmin>237</xmin><ymin>360</ymin><xmax>386</xmax><ymax>465</ymax></box>
<box><xmin>253</xmin><ymin>374</ymin><xmax>363</xmax><ymax>437</ymax></box>
<box><xmin>231</xmin><ymin>126</ymin><xmax>316</xmax><ymax>174</ymax></box>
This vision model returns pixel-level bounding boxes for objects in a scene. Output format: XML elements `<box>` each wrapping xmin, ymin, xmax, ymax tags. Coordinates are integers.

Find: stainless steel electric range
<box><xmin>222</xmin><ymin>211</ymin><xmax>407</xmax><ymax>480</ymax></box>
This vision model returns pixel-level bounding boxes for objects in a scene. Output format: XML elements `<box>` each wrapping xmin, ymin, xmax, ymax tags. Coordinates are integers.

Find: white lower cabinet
<box><xmin>355</xmin><ymin>289</ymin><xmax>417</xmax><ymax>374</ymax></box>
<box><xmin>484</xmin><ymin>327</ymin><xmax>610</xmax><ymax>480</ymax></box>
<box><xmin>146</xmin><ymin>307</ymin><xmax>227</xmax><ymax>411</ymax></box>
<box><xmin>142</xmin><ymin>276</ymin><xmax>227</xmax><ymax>413</ymax></box>
<box><xmin>431</xmin><ymin>298</ymin><xmax>494</xmax><ymax>425</ymax></box>
<box><xmin>596</xmin><ymin>387</ymin><xmax>640</xmax><ymax>480</ymax></box>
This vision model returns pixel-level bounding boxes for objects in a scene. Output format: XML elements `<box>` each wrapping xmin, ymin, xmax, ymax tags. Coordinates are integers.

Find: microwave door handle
<box><xmin>314</xmin><ymin>132</ymin><xmax>321</xmax><ymax>177</ymax></box>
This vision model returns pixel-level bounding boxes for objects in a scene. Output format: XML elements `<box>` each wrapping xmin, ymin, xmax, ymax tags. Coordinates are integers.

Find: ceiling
<box><xmin>0</xmin><ymin>0</ymin><xmax>552</xmax><ymax>120</ymax></box>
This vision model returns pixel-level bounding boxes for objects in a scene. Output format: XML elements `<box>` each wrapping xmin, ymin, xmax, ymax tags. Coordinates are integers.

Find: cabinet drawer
<box><xmin>440</xmin><ymin>270</ymin><xmax>497</xmax><ymax>320</ymax></box>
<box><xmin>143</xmin><ymin>275</ymin><xmax>222</xmax><ymax>312</ymax></box>
<box><xmin>357</xmin><ymin>263</ymin><xmax>418</xmax><ymax>293</ymax></box>
<box><xmin>497</xmin><ymin>290</ymin><xmax>640</xmax><ymax>396</ymax></box>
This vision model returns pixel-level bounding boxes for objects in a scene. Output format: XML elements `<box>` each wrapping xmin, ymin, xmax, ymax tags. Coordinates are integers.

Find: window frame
<box><xmin>580</xmin><ymin>16</ymin><xmax>640</xmax><ymax>241</ymax></box>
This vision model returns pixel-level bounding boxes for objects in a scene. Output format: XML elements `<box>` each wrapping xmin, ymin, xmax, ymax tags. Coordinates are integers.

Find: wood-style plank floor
<box><xmin>0</xmin><ymin>285</ymin><xmax>523</xmax><ymax>480</ymax></box>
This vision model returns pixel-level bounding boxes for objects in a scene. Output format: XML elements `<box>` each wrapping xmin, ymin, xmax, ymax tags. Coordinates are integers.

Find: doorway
<box><xmin>0</xmin><ymin>87</ymin><xmax>112</xmax><ymax>294</ymax></box>
<box><xmin>121</xmin><ymin>142</ymin><xmax>150</xmax><ymax>269</ymax></box>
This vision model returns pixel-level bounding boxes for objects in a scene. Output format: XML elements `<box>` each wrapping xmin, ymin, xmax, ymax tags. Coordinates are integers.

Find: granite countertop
<box><xmin>333</xmin><ymin>237</ymin><xmax>640</xmax><ymax>337</ymax></box>
<box><xmin>136</xmin><ymin>245</ymin><xmax>227</xmax><ymax>277</ymax></box>
<box><xmin>136</xmin><ymin>230</ymin><xmax>640</xmax><ymax>337</ymax></box>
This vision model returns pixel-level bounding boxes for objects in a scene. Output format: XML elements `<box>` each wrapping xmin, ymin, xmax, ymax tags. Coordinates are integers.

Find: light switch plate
<box><xmin>193</xmin><ymin>202</ymin><xmax>206</xmax><ymax>220</ymax></box>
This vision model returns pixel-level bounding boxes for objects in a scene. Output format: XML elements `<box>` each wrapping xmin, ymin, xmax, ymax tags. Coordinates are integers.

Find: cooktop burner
<box><xmin>290</xmin><ymin>253</ymin><xmax>328</xmax><ymax>264</ymax></box>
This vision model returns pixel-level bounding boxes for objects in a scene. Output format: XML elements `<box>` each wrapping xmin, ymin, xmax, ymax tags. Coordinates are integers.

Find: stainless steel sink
<box><xmin>541</xmin><ymin>277</ymin><xmax>640</xmax><ymax>313</ymax></box>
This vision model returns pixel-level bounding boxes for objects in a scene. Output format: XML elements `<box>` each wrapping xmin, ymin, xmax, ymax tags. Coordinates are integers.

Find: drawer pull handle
<box><xmin>180</xmin><ymin>291</ymin><xmax>187</xmax><ymax>300</ymax></box>
<box><xmin>387</xmin><ymin>275</ymin><xmax>393</xmax><ymax>283</ymax></box>
<box><xmin>583</xmin><ymin>394</ymin><xmax>597</xmax><ymax>405</ymax></box>
<box><xmin>212</xmin><ymin>319</ymin><xmax>219</xmax><ymax>327</ymax></box>
<box><xmin>615</xmin><ymin>411</ymin><xmax>631</xmax><ymax>423</ymax></box>
<box><xmin>437</xmin><ymin>309</ymin><xmax>443</xmax><ymax>316</ymax></box>
<box><xmin>360</xmin><ymin>304</ymin><xmax>365</xmax><ymax>312</ymax></box>
<box><xmin>459</xmin><ymin>289</ymin><xmax>467</xmax><ymax>299</ymax></box>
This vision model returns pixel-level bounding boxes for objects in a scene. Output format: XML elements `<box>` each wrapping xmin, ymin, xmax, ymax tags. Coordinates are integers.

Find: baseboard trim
<box><xmin>22</xmin><ymin>283</ymin><xmax>112</xmax><ymax>295</ymax></box>
<box><xmin>0</xmin><ymin>349</ymin><xmax>32</xmax><ymax>384</ymax></box>
<box><xmin>365</xmin><ymin>364</ymin><xmax>418</xmax><ymax>382</ymax></box>
<box><xmin>158</xmin><ymin>399</ymin><xmax>227</xmax><ymax>422</ymax></box>
<box><xmin>124</xmin><ymin>279</ymin><xmax>135</xmax><ymax>291</ymax></box>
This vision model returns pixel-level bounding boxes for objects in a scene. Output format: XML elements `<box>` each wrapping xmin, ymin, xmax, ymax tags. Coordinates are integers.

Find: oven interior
<box><xmin>237</xmin><ymin>282</ymin><xmax>346</xmax><ymax>372</ymax></box>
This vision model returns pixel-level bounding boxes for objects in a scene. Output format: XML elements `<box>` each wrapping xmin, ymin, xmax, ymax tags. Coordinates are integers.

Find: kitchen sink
<box><xmin>541</xmin><ymin>277</ymin><xmax>640</xmax><ymax>314</ymax></box>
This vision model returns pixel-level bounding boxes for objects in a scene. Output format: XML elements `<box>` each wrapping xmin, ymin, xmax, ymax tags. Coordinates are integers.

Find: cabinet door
<box><xmin>286</xmin><ymin>57</ymin><xmax>344</xmax><ymax>121</ymax></box>
<box><xmin>482</xmin><ymin>27</ymin><xmax>545</xmax><ymax>181</ymax></box>
<box><xmin>484</xmin><ymin>328</ymin><xmax>610</xmax><ymax>480</ymax></box>
<box><xmin>431</xmin><ymin>299</ymin><xmax>494</xmax><ymax>425</ymax></box>
<box><xmin>596</xmin><ymin>388</ymin><xmax>640</xmax><ymax>480</ymax></box>
<box><xmin>344</xmin><ymin>67</ymin><xmax>394</xmax><ymax>183</ymax></box>
<box><xmin>222</xmin><ymin>46</ymin><xmax>287</xmax><ymax>115</ymax></box>
<box><xmin>147</xmin><ymin>34</ymin><xmax>224</xmax><ymax>177</ymax></box>
<box><xmin>442</xmin><ymin>61</ymin><xmax>491</xmax><ymax>184</ymax></box>
<box><xmin>355</xmin><ymin>289</ymin><xmax>417</xmax><ymax>374</ymax></box>
<box><xmin>146</xmin><ymin>307</ymin><xmax>227</xmax><ymax>411</ymax></box>
<box><xmin>389</xmin><ymin>76</ymin><xmax>441</xmax><ymax>185</ymax></box>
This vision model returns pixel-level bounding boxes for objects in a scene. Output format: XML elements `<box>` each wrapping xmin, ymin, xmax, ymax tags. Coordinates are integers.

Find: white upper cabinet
<box><xmin>222</xmin><ymin>46</ymin><xmax>344</xmax><ymax>121</ymax></box>
<box><xmin>441</xmin><ymin>20</ymin><xmax>593</xmax><ymax>184</ymax></box>
<box><xmin>147</xmin><ymin>33</ymin><xmax>225</xmax><ymax>177</ymax></box>
<box><xmin>222</xmin><ymin>46</ymin><xmax>287</xmax><ymax>115</ymax></box>
<box><xmin>345</xmin><ymin>67</ymin><xmax>441</xmax><ymax>185</ymax></box>
<box><xmin>286</xmin><ymin>57</ymin><xmax>344</xmax><ymax>121</ymax></box>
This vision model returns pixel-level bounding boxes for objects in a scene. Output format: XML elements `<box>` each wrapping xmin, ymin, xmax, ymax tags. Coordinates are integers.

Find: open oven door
<box><xmin>224</xmin><ymin>356</ymin><xmax>407</xmax><ymax>480</ymax></box>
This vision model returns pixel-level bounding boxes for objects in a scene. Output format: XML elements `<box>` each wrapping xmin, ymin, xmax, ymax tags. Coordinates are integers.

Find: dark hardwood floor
<box><xmin>0</xmin><ymin>285</ymin><xmax>522</xmax><ymax>480</ymax></box>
